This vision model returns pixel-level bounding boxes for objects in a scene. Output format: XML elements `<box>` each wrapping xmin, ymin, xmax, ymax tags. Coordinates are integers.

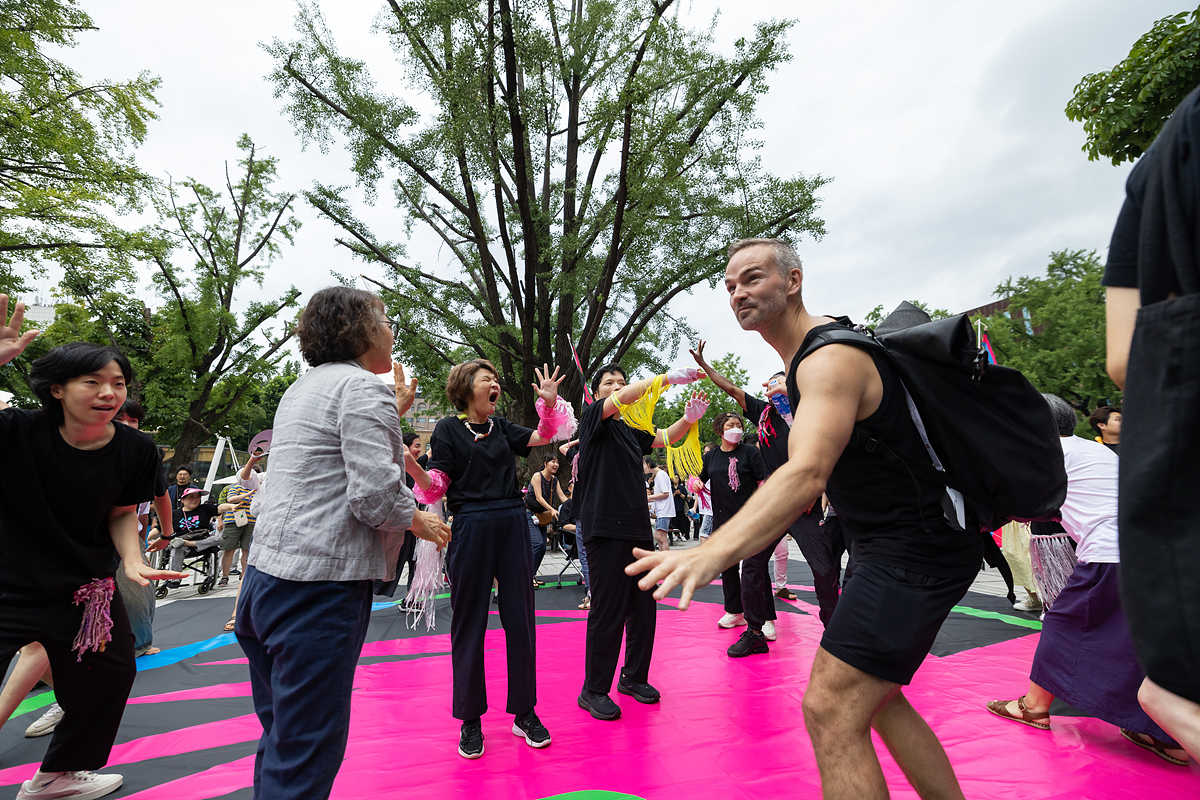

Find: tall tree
<box><xmin>147</xmin><ymin>135</ymin><xmax>301</xmax><ymax>471</ymax></box>
<box><xmin>266</xmin><ymin>0</ymin><xmax>826</xmax><ymax>424</ymax></box>
<box><xmin>0</xmin><ymin>0</ymin><xmax>160</xmax><ymax>295</ymax></box>
<box><xmin>1065</xmin><ymin>6</ymin><xmax>1200</xmax><ymax>165</ymax></box>
<box><xmin>980</xmin><ymin>249</ymin><xmax>1120</xmax><ymax>421</ymax></box>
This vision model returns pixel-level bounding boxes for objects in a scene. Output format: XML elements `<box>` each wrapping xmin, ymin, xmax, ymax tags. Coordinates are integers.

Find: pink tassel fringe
<box><xmin>71</xmin><ymin>577</ymin><xmax>115</xmax><ymax>661</ymax></box>
<box><xmin>535</xmin><ymin>396</ymin><xmax>577</xmax><ymax>442</ymax></box>
<box><xmin>728</xmin><ymin>457</ymin><xmax>740</xmax><ymax>493</ymax></box>
<box><xmin>687</xmin><ymin>475</ymin><xmax>711</xmax><ymax>506</ymax></box>
<box><xmin>413</xmin><ymin>469</ymin><xmax>450</xmax><ymax>505</ymax></box>
<box><xmin>406</xmin><ymin>507</ymin><xmax>447</xmax><ymax>630</ymax></box>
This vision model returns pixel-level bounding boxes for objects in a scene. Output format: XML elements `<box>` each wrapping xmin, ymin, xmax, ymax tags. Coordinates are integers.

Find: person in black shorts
<box><xmin>1103</xmin><ymin>83</ymin><xmax>1200</xmax><ymax>761</ymax></box>
<box><xmin>0</xmin><ymin>299</ymin><xmax>184</xmax><ymax>800</ymax></box>
<box><xmin>627</xmin><ymin>239</ymin><xmax>981</xmax><ymax>799</ymax></box>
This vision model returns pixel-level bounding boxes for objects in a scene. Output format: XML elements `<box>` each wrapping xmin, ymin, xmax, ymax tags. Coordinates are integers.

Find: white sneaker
<box><xmin>17</xmin><ymin>771</ymin><xmax>123</xmax><ymax>800</ymax></box>
<box><xmin>24</xmin><ymin>703</ymin><xmax>63</xmax><ymax>738</ymax></box>
<box><xmin>761</xmin><ymin>620</ymin><xmax>777</xmax><ymax>641</ymax></box>
<box><xmin>1013</xmin><ymin>596</ymin><xmax>1043</xmax><ymax>613</ymax></box>
<box><xmin>717</xmin><ymin>612</ymin><xmax>746</xmax><ymax>629</ymax></box>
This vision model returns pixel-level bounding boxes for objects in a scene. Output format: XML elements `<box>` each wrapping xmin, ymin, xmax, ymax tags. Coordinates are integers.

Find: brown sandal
<box><xmin>223</xmin><ymin>616</ymin><xmax>236</xmax><ymax>633</ymax></box>
<box><xmin>986</xmin><ymin>696</ymin><xmax>1051</xmax><ymax>730</ymax></box>
<box><xmin>1121</xmin><ymin>728</ymin><xmax>1190</xmax><ymax>766</ymax></box>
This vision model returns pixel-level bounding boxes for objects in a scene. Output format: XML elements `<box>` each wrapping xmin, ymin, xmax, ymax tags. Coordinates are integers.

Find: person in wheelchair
<box><xmin>162</xmin><ymin>488</ymin><xmax>233</xmax><ymax>589</ymax></box>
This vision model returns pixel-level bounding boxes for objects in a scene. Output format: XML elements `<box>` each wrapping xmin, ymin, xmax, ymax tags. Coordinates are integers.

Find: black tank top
<box><xmin>787</xmin><ymin>321</ymin><xmax>981</xmax><ymax>576</ymax></box>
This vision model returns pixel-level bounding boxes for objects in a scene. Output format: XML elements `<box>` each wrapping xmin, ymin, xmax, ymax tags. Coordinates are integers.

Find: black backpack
<box><xmin>796</xmin><ymin>302</ymin><xmax>1067</xmax><ymax>535</ymax></box>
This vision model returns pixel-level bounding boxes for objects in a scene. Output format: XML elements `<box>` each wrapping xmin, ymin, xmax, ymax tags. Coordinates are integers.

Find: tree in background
<box><xmin>266</xmin><ymin>0</ymin><xmax>826</xmax><ymax>424</ymax></box>
<box><xmin>979</xmin><ymin>249</ymin><xmax>1119</xmax><ymax>435</ymax></box>
<box><xmin>0</xmin><ymin>0</ymin><xmax>160</xmax><ymax>296</ymax></box>
<box><xmin>1065</xmin><ymin>6</ymin><xmax>1200</xmax><ymax>165</ymax></box>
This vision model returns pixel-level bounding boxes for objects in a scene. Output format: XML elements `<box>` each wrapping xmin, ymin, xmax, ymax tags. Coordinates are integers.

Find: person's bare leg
<box><xmin>0</xmin><ymin>644</ymin><xmax>52</xmax><ymax>725</ymax></box>
<box><xmin>872</xmin><ymin>691</ymin><xmax>965</xmax><ymax>800</ymax></box>
<box><xmin>1138</xmin><ymin>678</ymin><xmax>1200</xmax><ymax>760</ymax></box>
<box><xmin>220</xmin><ymin>548</ymin><xmax>235</xmax><ymax>580</ymax></box>
<box><xmin>993</xmin><ymin>679</ymin><xmax>1054</xmax><ymax>718</ymax></box>
<box><xmin>802</xmin><ymin>647</ymin><xmax>900</xmax><ymax>800</ymax></box>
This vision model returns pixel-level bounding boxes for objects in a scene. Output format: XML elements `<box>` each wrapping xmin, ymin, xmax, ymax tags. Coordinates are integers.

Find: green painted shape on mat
<box><xmin>951</xmin><ymin>605</ymin><xmax>1042</xmax><ymax>631</ymax></box>
<box><xmin>538</xmin><ymin>792</ymin><xmax>645</xmax><ymax>800</ymax></box>
<box><xmin>7</xmin><ymin>689</ymin><xmax>55</xmax><ymax>721</ymax></box>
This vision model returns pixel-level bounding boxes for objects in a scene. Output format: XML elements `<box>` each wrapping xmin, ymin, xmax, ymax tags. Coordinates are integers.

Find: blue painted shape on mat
<box><xmin>136</xmin><ymin>633</ymin><xmax>237</xmax><ymax>672</ymax></box>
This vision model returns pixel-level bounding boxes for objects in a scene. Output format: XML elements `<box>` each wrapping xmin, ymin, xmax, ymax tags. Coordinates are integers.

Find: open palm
<box><xmin>0</xmin><ymin>295</ymin><xmax>39</xmax><ymax>367</ymax></box>
<box><xmin>532</xmin><ymin>363</ymin><xmax>565</xmax><ymax>404</ymax></box>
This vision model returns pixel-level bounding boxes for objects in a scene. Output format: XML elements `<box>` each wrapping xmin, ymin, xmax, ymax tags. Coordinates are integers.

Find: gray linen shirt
<box><xmin>247</xmin><ymin>361</ymin><xmax>415</xmax><ymax>582</ymax></box>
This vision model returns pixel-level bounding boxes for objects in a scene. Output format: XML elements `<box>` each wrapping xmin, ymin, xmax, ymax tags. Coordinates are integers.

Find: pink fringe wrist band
<box><xmin>413</xmin><ymin>469</ymin><xmax>450</xmax><ymax>505</ymax></box>
<box><xmin>535</xmin><ymin>396</ymin><xmax>577</xmax><ymax>442</ymax></box>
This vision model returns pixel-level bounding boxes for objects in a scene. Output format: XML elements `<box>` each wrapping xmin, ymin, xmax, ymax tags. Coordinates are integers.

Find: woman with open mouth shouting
<box><xmin>407</xmin><ymin>359</ymin><xmax>577</xmax><ymax>760</ymax></box>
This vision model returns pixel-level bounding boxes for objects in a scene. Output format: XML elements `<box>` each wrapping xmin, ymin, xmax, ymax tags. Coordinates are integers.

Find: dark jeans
<box><xmin>792</xmin><ymin>512</ymin><xmax>846</xmax><ymax>627</ymax></box>
<box><xmin>0</xmin><ymin>590</ymin><xmax>136</xmax><ymax>772</ymax></box>
<box><xmin>115</xmin><ymin>553</ymin><xmax>157</xmax><ymax>651</ymax></box>
<box><xmin>235</xmin><ymin>566</ymin><xmax>373</xmax><ymax>799</ymax></box>
<box><xmin>528</xmin><ymin>517</ymin><xmax>548</xmax><ymax>577</ymax></box>
<box><xmin>584</xmin><ymin>536</ymin><xmax>657</xmax><ymax>693</ymax></box>
<box><xmin>741</xmin><ymin>534</ymin><xmax>786</xmax><ymax>631</ymax></box>
<box><xmin>447</xmin><ymin>501</ymin><xmax>537</xmax><ymax>720</ymax></box>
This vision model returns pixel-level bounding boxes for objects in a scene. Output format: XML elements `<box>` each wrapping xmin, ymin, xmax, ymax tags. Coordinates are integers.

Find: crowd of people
<box><xmin>2</xmin><ymin>86</ymin><xmax>1200</xmax><ymax>800</ymax></box>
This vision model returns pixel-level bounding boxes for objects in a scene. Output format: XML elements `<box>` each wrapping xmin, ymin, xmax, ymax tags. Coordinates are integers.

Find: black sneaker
<box><xmin>458</xmin><ymin>719</ymin><xmax>484</xmax><ymax>759</ymax></box>
<box><xmin>230</xmin><ymin>567</ymin><xmax>241</xmax><ymax>576</ymax></box>
<box><xmin>727</xmin><ymin>629</ymin><xmax>769</xmax><ymax>658</ymax></box>
<box><xmin>577</xmin><ymin>690</ymin><xmax>621</xmax><ymax>720</ymax></box>
<box><xmin>617</xmin><ymin>673</ymin><xmax>661</xmax><ymax>704</ymax></box>
<box><xmin>164</xmin><ymin>580</ymin><xmax>181</xmax><ymax>589</ymax></box>
<box><xmin>217</xmin><ymin>576</ymin><xmax>229</xmax><ymax>587</ymax></box>
<box><xmin>512</xmin><ymin>711</ymin><xmax>551</xmax><ymax>748</ymax></box>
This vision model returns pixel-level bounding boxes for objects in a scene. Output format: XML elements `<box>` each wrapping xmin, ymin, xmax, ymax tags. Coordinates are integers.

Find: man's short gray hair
<box><xmin>1041</xmin><ymin>393</ymin><xmax>1078</xmax><ymax>437</ymax></box>
<box><xmin>727</xmin><ymin>238</ymin><xmax>803</xmax><ymax>277</ymax></box>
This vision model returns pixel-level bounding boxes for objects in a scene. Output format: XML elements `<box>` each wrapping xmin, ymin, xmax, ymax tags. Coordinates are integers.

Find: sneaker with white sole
<box><xmin>17</xmin><ymin>770</ymin><xmax>123</xmax><ymax>800</ymax></box>
<box><xmin>717</xmin><ymin>612</ymin><xmax>746</xmax><ymax>629</ymax></box>
<box><xmin>24</xmin><ymin>703</ymin><xmax>63</xmax><ymax>738</ymax></box>
<box><xmin>1013</xmin><ymin>595</ymin><xmax>1043</xmax><ymax>613</ymax></box>
<box><xmin>761</xmin><ymin>620</ymin><xmax>777</xmax><ymax>641</ymax></box>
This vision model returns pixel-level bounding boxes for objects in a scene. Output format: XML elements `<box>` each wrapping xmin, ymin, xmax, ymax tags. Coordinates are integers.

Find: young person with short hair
<box><xmin>0</xmin><ymin>295</ymin><xmax>184</xmax><ymax>800</ymax></box>
<box><xmin>643</xmin><ymin>456</ymin><xmax>674</xmax><ymax>551</ymax></box>
<box><xmin>1087</xmin><ymin>405</ymin><xmax>1121</xmax><ymax>454</ymax></box>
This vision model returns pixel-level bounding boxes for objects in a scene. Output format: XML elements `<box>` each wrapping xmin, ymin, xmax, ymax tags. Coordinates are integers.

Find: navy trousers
<box><xmin>235</xmin><ymin>566</ymin><xmax>373</xmax><ymax>799</ymax></box>
<box><xmin>447</xmin><ymin>500</ymin><xmax>537</xmax><ymax>721</ymax></box>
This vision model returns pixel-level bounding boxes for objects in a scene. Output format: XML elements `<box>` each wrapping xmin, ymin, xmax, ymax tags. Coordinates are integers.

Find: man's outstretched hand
<box><xmin>0</xmin><ymin>295</ymin><xmax>39</xmax><ymax>367</ymax></box>
<box><xmin>624</xmin><ymin>544</ymin><xmax>726</xmax><ymax>609</ymax></box>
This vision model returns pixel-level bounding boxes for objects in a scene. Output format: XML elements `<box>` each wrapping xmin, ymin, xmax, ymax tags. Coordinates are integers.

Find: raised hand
<box><xmin>532</xmin><ymin>363</ymin><xmax>565</xmax><ymax>405</ymax></box>
<box><xmin>393</xmin><ymin>362</ymin><xmax>418</xmax><ymax>418</ymax></box>
<box><xmin>0</xmin><ymin>294</ymin><xmax>40</xmax><ymax>368</ymax></box>
<box><xmin>683</xmin><ymin>390</ymin><xmax>710</xmax><ymax>423</ymax></box>
<box><xmin>687</xmin><ymin>340</ymin><xmax>712</xmax><ymax>373</ymax></box>
<box><xmin>664</xmin><ymin>366</ymin><xmax>704</xmax><ymax>385</ymax></box>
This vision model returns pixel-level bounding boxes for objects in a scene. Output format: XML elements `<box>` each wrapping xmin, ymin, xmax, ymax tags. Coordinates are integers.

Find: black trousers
<box><xmin>584</xmin><ymin>535</ymin><xmax>657</xmax><ymax>693</ymax></box>
<box><xmin>446</xmin><ymin>500</ymin><xmax>537</xmax><ymax>720</ymax></box>
<box><xmin>0</xmin><ymin>588</ymin><xmax>136</xmax><ymax>772</ymax></box>
<box><xmin>790</xmin><ymin>511</ymin><xmax>846</xmax><ymax>627</ymax></box>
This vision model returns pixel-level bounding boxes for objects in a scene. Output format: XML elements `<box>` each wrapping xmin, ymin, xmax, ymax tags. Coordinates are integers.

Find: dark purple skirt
<box><xmin>1030</xmin><ymin>561</ymin><xmax>1172</xmax><ymax>741</ymax></box>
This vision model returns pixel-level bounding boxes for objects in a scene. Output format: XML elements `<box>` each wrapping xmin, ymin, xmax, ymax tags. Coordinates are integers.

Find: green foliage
<box><xmin>1065</xmin><ymin>7</ymin><xmax>1200</xmax><ymax>165</ymax></box>
<box><xmin>979</xmin><ymin>249</ymin><xmax>1121</xmax><ymax>418</ymax></box>
<box><xmin>0</xmin><ymin>0</ymin><xmax>162</xmax><ymax>295</ymax></box>
<box><xmin>265</xmin><ymin>0</ymin><xmax>826</xmax><ymax>423</ymax></box>
<box><xmin>652</xmin><ymin>352</ymin><xmax>751</xmax><ymax>449</ymax></box>
<box><xmin>862</xmin><ymin>301</ymin><xmax>951</xmax><ymax>329</ymax></box>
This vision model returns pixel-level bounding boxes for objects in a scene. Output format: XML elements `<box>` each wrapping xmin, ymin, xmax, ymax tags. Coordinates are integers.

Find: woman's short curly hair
<box><xmin>297</xmin><ymin>286</ymin><xmax>382</xmax><ymax>367</ymax></box>
<box><xmin>446</xmin><ymin>359</ymin><xmax>498</xmax><ymax>412</ymax></box>
<box><xmin>712</xmin><ymin>411</ymin><xmax>744</xmax><ymax>437</ymax></box>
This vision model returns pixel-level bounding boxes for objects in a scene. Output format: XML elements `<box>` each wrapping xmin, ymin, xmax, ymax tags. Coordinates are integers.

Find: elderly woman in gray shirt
<box><xmin>234</xmin><ymin>286</ymin><xmax>450</xmax><ymax>800</ymax></box>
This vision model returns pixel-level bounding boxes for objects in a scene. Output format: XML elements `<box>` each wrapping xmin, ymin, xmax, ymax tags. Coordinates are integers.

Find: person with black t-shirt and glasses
<box><xmin>700</xmin><ymin>412</ymin><xmax>769</xmax><ymax>656</ymax></box>
<box><xmin>0</xmin><ymin>296</ymin><xmax>184</xmax><ymax>800</ymax></box>
<box><xmin>691</xmin><ymin>341</ymin><xmax>842</xmax><ymax>632</ymax></box>
<box><xmin>627</xmin><ymin>240</ymin><xmax>982</xmax><ymax>799</ymax></box>
<box><xmin>574</xmin><ymin>364</ymin><xmax>708</xmax><ymax>722</ymax></box>
<box><xmin>1103</xmin><ymin>84</ymin><xmax>1200</xmax><ymax>762</ymax></box>
<box><xmin>407</xmin><ymin>359</ymin><xmax>575</xmax><ymax>760</ymax></box>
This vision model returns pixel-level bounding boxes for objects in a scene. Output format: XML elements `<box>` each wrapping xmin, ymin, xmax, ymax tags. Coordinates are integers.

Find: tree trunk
<box><xmin>169</xmin><ymin>417</ymin><xmax>211</xmax><ymax>476</ymax></box>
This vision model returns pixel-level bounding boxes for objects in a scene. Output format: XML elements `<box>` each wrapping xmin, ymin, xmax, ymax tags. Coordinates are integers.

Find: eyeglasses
<box><xmin>380</xmin><ymin>315</ymin><xmax>400</xmax><ymax>339</ymax></box>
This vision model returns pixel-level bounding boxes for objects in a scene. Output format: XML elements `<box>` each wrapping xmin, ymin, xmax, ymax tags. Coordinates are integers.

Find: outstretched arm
<box><xmin>689</xmin><ymin>340</ymin><xmax>746</xmax><ymax>411</ymax></box>
<box><xmin>626</xmin><ymin>345</ymin><xmax>876</xmax><ymax>608</ymax></box>
<box><xmin>652</xmin><ymin>390</ymin><xmax>709</xmax><ymax>448</ymax></box>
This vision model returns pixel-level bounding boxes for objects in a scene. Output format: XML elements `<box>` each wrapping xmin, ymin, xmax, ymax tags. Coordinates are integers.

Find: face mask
<box><xmin>723</xmin><ymin>427</ymin><xmax>744</xmax><ymax>444</ymax></box>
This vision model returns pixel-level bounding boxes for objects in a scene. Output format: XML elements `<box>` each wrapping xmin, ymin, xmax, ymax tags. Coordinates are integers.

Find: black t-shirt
<box><xmin>428</xmin><ymin>415</ymin><xmax>533</xmax><ymax>513</ymax></box>
<box><xmin>575</xmin><ymin>398</ymin><xmax>657</xmax><ymax>541</ymax></box>
<box><xmin>557</xmin><ymin>497</ymin><xmax>576</xmax><ymax>527</ymax></box>
<box><xmin>744</xmin><ymin>394</ymin><xmax>790</xmax><ymax>475</ymax></box>
<box><xmin>0</xmin><ymin>409</ymin><xmax>164</xmax><ymax>598</ymax></box>
<box><xmin>173</xmin><ymin>503</ymin><xmax>220</xmax><ymax>539</ymax></box>
<box><xmin>1102</xmin><ymin>153</ymin><xmax>1147</xmax><ymax>291</ymax></box>
<box><xmin>701</xmin><ymin>444</ymin><xmax>767</xmax><ymax>527</ymax></box>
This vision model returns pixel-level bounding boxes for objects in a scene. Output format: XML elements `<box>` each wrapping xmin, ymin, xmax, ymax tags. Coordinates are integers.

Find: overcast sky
<box><xmin>45</xmin><ymin>0</ymin><xmax>1182</xmax><ymax>384</ymax></box>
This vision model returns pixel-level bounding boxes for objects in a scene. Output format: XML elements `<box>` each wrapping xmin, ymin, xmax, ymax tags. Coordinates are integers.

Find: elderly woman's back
<box><xmin>250</xmin><ymin>360</ymin><xmax>413</xmax><ymax>583</ymax></box>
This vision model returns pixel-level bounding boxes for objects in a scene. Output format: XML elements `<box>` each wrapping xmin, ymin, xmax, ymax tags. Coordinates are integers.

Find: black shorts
<box><xmin>820</xmin><ymin>560</ymin><xmax>974</xmax><ymax>685</ymax></box>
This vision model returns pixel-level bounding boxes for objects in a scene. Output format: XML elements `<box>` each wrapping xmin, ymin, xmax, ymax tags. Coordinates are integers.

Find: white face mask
<box><xmin>722</xmin><ymin>427</ymin><xmax>744</xmax><ymax>444</ymax></box>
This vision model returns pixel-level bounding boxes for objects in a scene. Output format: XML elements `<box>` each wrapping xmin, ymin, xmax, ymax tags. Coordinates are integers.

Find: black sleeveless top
<box><xmin>787</xmin><ymin>321</ymin><xmax>981</xmax><ymax>576</ymax></box>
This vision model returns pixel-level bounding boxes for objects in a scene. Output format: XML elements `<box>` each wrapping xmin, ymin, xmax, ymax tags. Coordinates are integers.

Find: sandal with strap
<box><xmin>223</xmin><ymin>616</ymin><xmax>236</xmax><ymax>633</ymax></box>
<box><xmin>1121</xmin><ymin>728</ymin><xmax>1190</xmax><ymax>766</ymax></box>
<box><xmin>985</xmin><ymin>696</ymin><xmax>1051</xmax><ymax>730</ymax></box>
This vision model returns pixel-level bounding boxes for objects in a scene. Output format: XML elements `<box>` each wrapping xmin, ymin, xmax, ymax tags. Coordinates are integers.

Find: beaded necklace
<box><xmin>462</xmin><ymin>415</ymin><xmax>494</xmax><ymax>442</ymax></box>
